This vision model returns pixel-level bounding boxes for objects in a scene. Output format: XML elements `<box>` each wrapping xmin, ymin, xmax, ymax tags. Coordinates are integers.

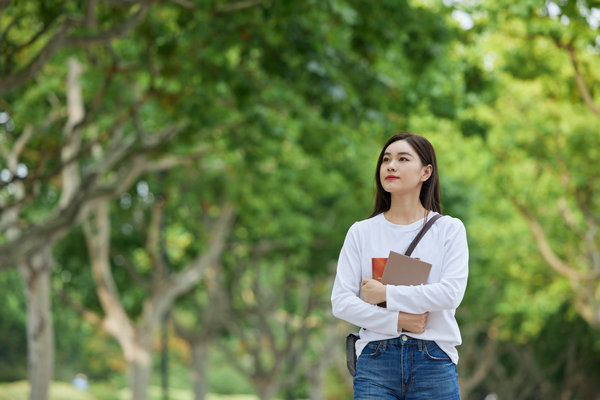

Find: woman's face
<box><xmin>379</xmin><ymin>140</ymin><xmax>432</xmax><ymax>195</ymax></box>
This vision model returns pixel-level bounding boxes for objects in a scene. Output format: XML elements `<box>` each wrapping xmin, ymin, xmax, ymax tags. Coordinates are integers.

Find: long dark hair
<box><xmin>370</xmin><ymin>132</ymin><xmax>442</xmax><ymax>218</ymax></box>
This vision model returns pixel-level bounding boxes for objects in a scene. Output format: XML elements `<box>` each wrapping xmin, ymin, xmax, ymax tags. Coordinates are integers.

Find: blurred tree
<box><xmin>0</xmin><ymin>56</ymin><xmax>190</xmax><ymax>400</ymax></box>
<box><xmin>155</xmin><ymin>1</ymin><xmax>466</xmax><ymax>398</ymax></box>
<box><xmin>440</xmin><ymin>0</ymin><xmax>600</xmax><ymax>397</ymax></box>
<box><xmin>12</xmin><ymin>0</ymin><xmax>600</xmax><ymax>399</ymax></box>
<box><xmin>79</xmin><ymin>196</ymin><xmax>233</xmax><ymax>400</ymax></box>
<box><xmin>466</xmin><ymin>0</ymin><xmax>600</xmax><ymax>330</ymax></box>
<box><xmin>167</xmin><ymin>170</ymin><xmax>234</xmax><ymax>400</ymax></box>
<box><xmin>0</xmin><ymin>1</ymin><xmax>202</xmax><ymax>398</ymax></box>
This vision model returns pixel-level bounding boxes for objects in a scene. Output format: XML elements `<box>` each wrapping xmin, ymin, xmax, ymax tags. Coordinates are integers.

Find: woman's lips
<box><xmin>385</xmin><ymin>176</ymin><xmax>399</xmax><ymax>180</ymax></box>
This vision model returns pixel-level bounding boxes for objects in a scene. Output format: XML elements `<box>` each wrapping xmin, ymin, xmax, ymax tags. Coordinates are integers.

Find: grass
<box><xmin>0</xmin><ymin>381</ymin><xmax>96</xmax><ymax>400</ymax></box>
<box><xmin>0</xmin><ymin>381</ymin><xmax>261</xmax><ymax>400</ymax></box>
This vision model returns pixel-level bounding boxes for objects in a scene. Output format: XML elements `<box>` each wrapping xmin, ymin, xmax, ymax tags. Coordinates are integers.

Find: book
<box><xmin>375</xmin><ymin>250</ymin><xmax>432</xmax><ymax>308</ymax></box>
<box><xmin>381</xmin><ymin>250</ymin><xmax>432</xmax><ymax>286</ymax></box>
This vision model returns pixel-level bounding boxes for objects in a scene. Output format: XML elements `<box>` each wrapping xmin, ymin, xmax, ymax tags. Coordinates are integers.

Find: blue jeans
<box><xmin>354</xmin><ymin>335</ymin><xmax>460</xmax><ymax>399</ymax></box>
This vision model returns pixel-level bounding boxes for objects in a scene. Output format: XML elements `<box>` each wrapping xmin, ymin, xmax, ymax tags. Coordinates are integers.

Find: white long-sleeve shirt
<box><xmin>331</xmin><ymin>212</ymin><xmax>469</xmax><ymax>364</ymax></box>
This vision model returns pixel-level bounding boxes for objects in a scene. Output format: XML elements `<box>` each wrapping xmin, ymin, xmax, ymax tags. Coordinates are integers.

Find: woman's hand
<box><xmin>361</xmin><ymin>279</ymin><xmax>429</xmax><ymax>333</ymax></box>
<box><xmin>361</xmin><ymin>279</ymin><xmax>386</xmax><ymax>305</ymax></box>
<box><xmin>398</xmin><ymin>312</ymin><xmax>429</xmax><ymax>334</ymax></box>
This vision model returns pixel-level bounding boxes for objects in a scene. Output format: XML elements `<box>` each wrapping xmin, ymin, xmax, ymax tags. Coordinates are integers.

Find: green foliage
<box><xmin>0</xmin><ymin>271</ymin><xmax>27</xmax><ymax>381</ymax></box>
<box><xmin>2</xmin><ymin>0</ymin><xmax>600</xmax><ymax>397</ymax></box>
<box><xmin>205</xmin><ymin>347</ymin><xmax>254</xmax><ymax>395</ymax></box>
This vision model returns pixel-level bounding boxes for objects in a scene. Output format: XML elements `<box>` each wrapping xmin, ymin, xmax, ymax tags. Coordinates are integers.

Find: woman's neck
<box><xmin>384</xmin><ymin>195</ymin><xmax>428</xmax><ymax>225</ymax></box>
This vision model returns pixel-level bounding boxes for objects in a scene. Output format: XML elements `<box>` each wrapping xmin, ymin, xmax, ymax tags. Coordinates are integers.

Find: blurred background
<box><xmin>0</xmin><ymin>0</ymin><xmax>599</xmax><ymax>399</ymax></box>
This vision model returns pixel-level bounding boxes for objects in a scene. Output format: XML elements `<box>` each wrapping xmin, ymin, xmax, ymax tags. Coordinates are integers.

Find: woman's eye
<box><xmin>382</xmin><ymin>157</ymin><xmax>390</xmax><ymax>162</ymax></box>
<box><xmin>399</xmin><ymin>157</ymin><xmax>408</xmax><ymax>161</ymax></box>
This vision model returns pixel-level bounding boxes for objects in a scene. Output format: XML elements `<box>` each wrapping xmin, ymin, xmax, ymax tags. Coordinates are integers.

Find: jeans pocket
<box><xmin>424</xmin><ymin>341</ymin><xmax>452</xmax><ymax>362</ymax></box>
<box><xmin>359</xmin><ymin>341</ymin><xmax>384</xmax><ymax>359</ymax></box>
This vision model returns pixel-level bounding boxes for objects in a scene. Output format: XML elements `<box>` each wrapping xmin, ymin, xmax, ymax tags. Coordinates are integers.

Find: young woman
<box><xmin>331</xmin><ymin>133</ymin><xmax>468</xmax><ymax>399</ymax></box>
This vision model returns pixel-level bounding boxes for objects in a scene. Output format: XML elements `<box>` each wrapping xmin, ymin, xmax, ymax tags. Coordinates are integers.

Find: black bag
<box><xmin>346</xmin><ymin>333</ymin><xmax>359</xmax><ymax>377</ymax></box>
<box><xmin>344</xmin><ymin>214</ymin><xmax>442</xmax><ymax>377</ymax></box>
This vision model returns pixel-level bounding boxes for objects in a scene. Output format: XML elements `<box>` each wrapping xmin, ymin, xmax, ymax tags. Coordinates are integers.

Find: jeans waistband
<box><xmin>377</xmin><ymin>334</ymin><xmax>431</xmax><ymax>351</ymax></box>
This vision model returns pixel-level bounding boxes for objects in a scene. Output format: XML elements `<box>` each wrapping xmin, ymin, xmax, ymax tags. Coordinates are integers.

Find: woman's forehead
<box><xmin>384</xmin><ymin>140</ymin><xmax>415</xmax><ymax>154</ymax></box>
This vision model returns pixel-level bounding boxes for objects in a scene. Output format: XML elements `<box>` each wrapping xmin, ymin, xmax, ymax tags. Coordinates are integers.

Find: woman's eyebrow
<box><xmin>383</xmin><ymin>151</ymin><xmax>413</xmax><ymax>157</ymax></box>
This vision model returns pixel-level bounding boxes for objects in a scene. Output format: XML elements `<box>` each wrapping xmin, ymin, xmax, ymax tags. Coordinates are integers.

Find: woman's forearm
<box><xmin>397</xmin><ymin>311</ymin><xmax>428</xmax><ymax>334</ymax></box>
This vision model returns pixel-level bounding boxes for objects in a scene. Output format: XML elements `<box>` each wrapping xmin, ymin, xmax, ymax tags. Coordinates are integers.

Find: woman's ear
<box><xmin>421</xmin><ymin>164</ymin><xmax>433</xmax><ymax>182</ymax></box>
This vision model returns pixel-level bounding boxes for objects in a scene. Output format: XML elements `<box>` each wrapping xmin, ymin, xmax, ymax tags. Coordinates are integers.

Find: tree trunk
<box><xmin>84</xmin><ymin>199</ymin><xmax>234</xmax><ymax>400</ymax></box>
<box><xmin>191</xmin><ymin>341</ymin><xmax>209</xmax><ymax>400</ymax></box>
<box><xmin>308</xmin><ymin>360</ymin><xmax>325</xmax><ymax>400</ymax></box>
<box><xmin>19</xmin><ymin>249</ymin><xmax>54</xmax><ymax>400</ymax></box>
<box><xmin>125</xmin><ymin>331</ymin><xmax>153</xmax><ymax>400</ymax></box>
<box><xmin>255</xmin><ymin>379</ymin><xmax>277</xmax><ymax>400</ymax></box>
<box><xmin>128</xmin><ymin>361</ymin><xmax>151</xmax><ymax>400</ymax></box>
<box><xmin>160</xmin><ymin>314</ymin><xmax>169</xmax><ymax>400</ymax></box>
<box><xmin>307</xmin><ymin>320</ymin><xmax>344</xmax><ymax>400</ymax></box>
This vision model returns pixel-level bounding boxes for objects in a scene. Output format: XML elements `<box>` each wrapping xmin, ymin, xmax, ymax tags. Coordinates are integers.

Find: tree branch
<box><xmin>0</xmin><ymin>1</ymin><xmax>12</xmax><ymax>13</ymax></box>
<box><xmin>82</xmin><ymin>198</ymin><xmax>140</xmax><ymax>343</ymax></box>
<box><xmin>219</xmin><ymin>336</ymin><xmax>252</xmax><ymax>376</ymax></box>
<box><xmin>459</xmin><ymin>331</ymin><xmax>498</xmax><ymax>395</ymax></box>
<box><xmin>147</xmin><ymin>197</ymin><xmax>169</xmax><ymax>278</ymax></box>
<box><xmin>57</xmin><ymin>289</ymin><xmax>103</xmax><ymax>327</ymax></box>
<box><xmin>557</xmin><ymin>197</ymin><xmax>583</xmax><ymax>238</ymax></box>
<box><xmin>172</xmin><ymin>316</ymin><xmax>195</xmax><ymax>343</ymax></box>
<box><xmin>557</xmin><ymin>42</ymin><xmax>600</xmax><ymax>118</ymax></box>
<box><xmin>162</xmin><ymin>0</ymin><xmax>196</xmax><ymax>9</ymax></box>
<box><xmin>59</xmin><ymin>57</ymin><xmax>85</xmax><ymax>210</ymax></box>
<box><xmin>83</xmin><ymin>200</ymin><xmax>127</xmax><ymax>319</ymax></box>
<box><xmin>10</xmin><ymin>14</ymin><xmax>62</xmax><ymax>56</ymax></box>
<box><xmin>161</xmin><ymin>203</ymin><xmax>235</xmax><ymax>309</ymax></box>
<box><xmin>212</xmin><ymin>0</ymin><xmax>264</xmax><ymax>14</ymax></box>
<box><xmin>84</xmin><ymin>0</ymin><xmax>99</xmax><ymax>29</ymax></box>
<box><xmin>116</xmin><ymin>253</ymin><xmax>152</xmax><ymax>290</ymax></box>
<box><xmin>0</xmin><ymin>12</ymin><xmax>23</xmax><ymax>56</ymax></box>
<box><xmin>0</xmin><ymin>123</ymin><xmax>188</xmax><ymax>270</ymax></box>
<box><xmin>0</xmin><ymin>2</ymin><xmax>152</xmax><ymax>95</ymax></box>
<box><xmin>66</xmin><ymin>4</ymin><xmax>151</xmax><ymax>47</ymax></box>
<box><xmin>0</xmin><ymin>18</ymin><xmax>75</xmax><ymax>95</ymax></box>
<box><xmin>7</xmin><ymin>124</ymin><xmax>34</xmax><ymax>168</ymax></box>
<box><xmin>513</xmin><ymin>201</ymin><xmax>597</xmax><ymax>282</ymax></box>
<box><xmin>584</xmin><ymin>217</ymin><xmax>600</xmax><ymax>274</ymax></box>
<box><xmin>0</xmin><ymin>111</ymin><xmax>140</xmax><ymax>221</ymax></box>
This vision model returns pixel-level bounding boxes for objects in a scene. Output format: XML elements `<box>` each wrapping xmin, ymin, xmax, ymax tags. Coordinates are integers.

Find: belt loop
<box><xmin>418</xmin><ymin>340</ymin><xmax>423</xmax><ymax>352</ymax></box>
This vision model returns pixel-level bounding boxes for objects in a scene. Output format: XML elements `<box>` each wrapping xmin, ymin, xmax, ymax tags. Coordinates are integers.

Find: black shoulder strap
<box><xmin>405</xmin><ymin>214</ymin><xmax>443</xmax><ymax>257</ymax></box>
